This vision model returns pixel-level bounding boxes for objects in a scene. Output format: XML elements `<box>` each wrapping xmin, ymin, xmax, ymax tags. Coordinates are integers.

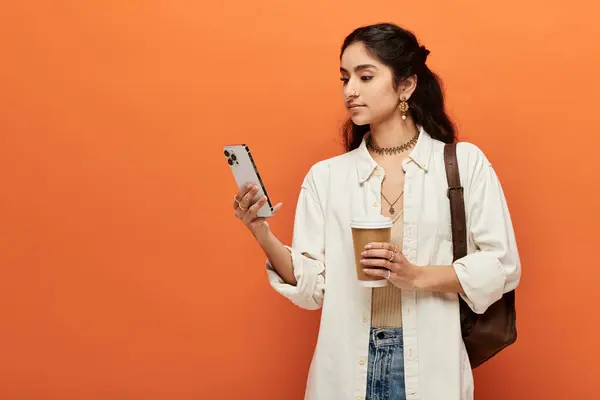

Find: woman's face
<box><xmin>340</xmin><ymin>42</ymin><xmax>409</xmax><ymax>126</ymax></box>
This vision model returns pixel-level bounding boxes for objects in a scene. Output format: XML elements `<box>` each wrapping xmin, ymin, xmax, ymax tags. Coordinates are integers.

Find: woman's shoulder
<box><xmin>304</xmin><ymin>151</ymin><xmax>355</xmax><ymax>178</ymax></box>
<box><xmin>300</xmin><ymin>151</ymin><xmax>354</xmax><ymax>195</ymax></box>
<box><xmin>427</xmin><ymin>137</ymin><xmax>494</xmax><ymax>193</ymax></box>
<box><xmin>429</xmin><ymin>136</ymin><xmax>492</xmax><ymax>171</ymax></box>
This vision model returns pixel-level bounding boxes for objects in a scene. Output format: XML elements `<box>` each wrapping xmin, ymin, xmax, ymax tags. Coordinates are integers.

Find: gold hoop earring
<box><xmin>399</xmin><ymin>97</ymin><xmax>409</xmax><ymax>120</ymax></box>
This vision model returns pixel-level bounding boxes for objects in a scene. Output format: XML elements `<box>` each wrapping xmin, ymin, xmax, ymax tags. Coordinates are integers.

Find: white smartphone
<box><xmin>223</xmin><ymin>144</ymin><xmax>275</xmax><ymax>218</ymax></box>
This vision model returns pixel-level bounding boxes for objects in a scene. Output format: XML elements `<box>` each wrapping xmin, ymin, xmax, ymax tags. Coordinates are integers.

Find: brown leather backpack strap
<box><xmin>444</xmin><ymin>143</ymin><xmax>468</xmax><ymax>261</ymax></box>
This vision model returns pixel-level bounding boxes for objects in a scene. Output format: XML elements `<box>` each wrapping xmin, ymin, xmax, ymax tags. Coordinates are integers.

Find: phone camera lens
<box><xmin>228</xmin><ymin>159</ymin><xmax>233</xmax><ymax>166</ymax></box>
<box><xmin>224</xmin><ymin>150</ymin><xmax>230</xmax><ymax>157</ymax></box>
<box><xmin>231</xmin><ymin>154</ymin><xmax>237</xmax><ymax>161</ymax></box>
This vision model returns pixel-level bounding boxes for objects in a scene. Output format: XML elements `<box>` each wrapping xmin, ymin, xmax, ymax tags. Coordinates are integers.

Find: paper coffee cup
<box><xmin>350</xmin><ymin>216</ymin><xmax>393</xmax><ymax>288</ymax></box>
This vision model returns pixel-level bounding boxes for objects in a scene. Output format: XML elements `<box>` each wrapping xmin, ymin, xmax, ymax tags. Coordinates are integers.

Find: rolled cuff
<box><xmin>453</xmin><ymin>252</ymin><xmax>508</xmax><ymax>314</ymax></box>
<box><xmin>266</xmin><ymin>246</ymin><xmax>325</xmax><ymax>311</ymax></box>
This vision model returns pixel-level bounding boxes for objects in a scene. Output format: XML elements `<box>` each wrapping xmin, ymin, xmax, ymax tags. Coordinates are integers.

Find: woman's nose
<box><xmin>344</xmin><ymin>82</ymin><xmax>359</xmax><ymax>99</ymax></box>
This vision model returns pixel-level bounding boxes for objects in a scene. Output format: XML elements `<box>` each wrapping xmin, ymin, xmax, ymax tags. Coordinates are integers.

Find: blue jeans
<box><xmin>366</xmin><ymin>327</ymin><xmax>406</xmax><ymax>400</ymax></box>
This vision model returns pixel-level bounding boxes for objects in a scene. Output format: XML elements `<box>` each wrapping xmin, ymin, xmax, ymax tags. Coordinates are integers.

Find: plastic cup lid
<box><xmin>350</xmin><ymin>215</ymin><xmax>393</xmax><ymax>229</ymax></box>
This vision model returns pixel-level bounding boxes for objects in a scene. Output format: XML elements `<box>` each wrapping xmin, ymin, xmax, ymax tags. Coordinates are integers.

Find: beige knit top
<box><xmin>371</xmin><ymin>209</ymin><xmax>404</xmax><ymax>328</ymax></box>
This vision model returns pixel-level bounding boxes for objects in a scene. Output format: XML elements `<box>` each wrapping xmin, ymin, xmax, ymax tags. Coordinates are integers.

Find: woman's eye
<box><xmin>361</xmin><ymin>76</ymin><xmax>373</xmax><ymax>81</ymax></box>
<box><xmin>340</xmin><ymin>77</ymin><xmax>349</xmax><ymax>84</ymax></box>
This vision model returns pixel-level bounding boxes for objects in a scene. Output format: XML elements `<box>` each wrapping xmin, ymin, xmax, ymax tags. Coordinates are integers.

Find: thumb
<box><xmin>272</xmin><ymin>202</ymin><xmax>283</xmax><ymax>214</ymax></box>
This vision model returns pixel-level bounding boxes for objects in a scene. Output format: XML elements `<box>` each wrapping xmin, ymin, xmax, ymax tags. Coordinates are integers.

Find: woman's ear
<box><xmin>397</xmin><ymin>75</ymin><xmax>417</xmax><ymax>100</ymax></box>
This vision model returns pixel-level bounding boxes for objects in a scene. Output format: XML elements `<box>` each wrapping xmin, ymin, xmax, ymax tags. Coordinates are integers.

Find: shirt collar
<box><xmin>355</xmin><ymin>126</ymin><xmax>433</xmax><ymax>184</ymax></box>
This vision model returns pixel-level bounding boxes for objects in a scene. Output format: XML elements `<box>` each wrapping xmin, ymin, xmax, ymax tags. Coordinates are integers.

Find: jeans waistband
<box><xmin>370</xmin><ymin>327</ymin><xmax>403</xmax><ymax>347</ymax></box>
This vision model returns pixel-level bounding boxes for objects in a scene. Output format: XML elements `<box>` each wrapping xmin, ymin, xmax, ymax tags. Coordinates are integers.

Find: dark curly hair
<box><xmin>340</xmin><ymin>23</ymin><xmax>456</xmax><ymax>151</ymax></box>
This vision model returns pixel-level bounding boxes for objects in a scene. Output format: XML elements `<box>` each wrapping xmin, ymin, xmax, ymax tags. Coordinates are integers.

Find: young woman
<box><xmin>232</xmin><ymin>23</ymin><xmax>521</xmax><ymax>400</ymax></box>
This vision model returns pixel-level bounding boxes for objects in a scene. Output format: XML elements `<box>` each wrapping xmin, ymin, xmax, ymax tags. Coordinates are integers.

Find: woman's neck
<box><xmin>369</xmin><ymin>114</ymin><xmax>419</xmax><ymax>149</ymax></box>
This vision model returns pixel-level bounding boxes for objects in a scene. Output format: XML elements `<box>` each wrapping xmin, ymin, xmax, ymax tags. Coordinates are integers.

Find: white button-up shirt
<box><xmin>266</xmin><ymin>127</ymin><xmax>521</xmax><ymax>400</ymax></box>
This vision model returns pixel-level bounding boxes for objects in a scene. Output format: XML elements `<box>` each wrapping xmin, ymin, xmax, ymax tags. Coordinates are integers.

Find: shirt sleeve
<box><xmin>266</xmin><ymin>167</ymin><xmax>326</xmax><ymax>311</ymax></box>
<box><xmin>452</xmin><ymin>150</ymin><xmax>521</xmax><ymax>314</ymax></box>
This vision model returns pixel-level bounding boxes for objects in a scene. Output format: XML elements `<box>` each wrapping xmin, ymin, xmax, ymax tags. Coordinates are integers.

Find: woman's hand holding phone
<box><xmin>233</xmin><ymin>183</ymin><xmax>296</xmax><ymax>285</ymax></box>
<box><xmin>233</xmin><ymin>183</ymin><xmax>283</xmax><ymax>241</ymax></box>
<box><xmin>227</xmin><ymin>147</ymin><xmax>294</xmax><ymax>285</ymax></box>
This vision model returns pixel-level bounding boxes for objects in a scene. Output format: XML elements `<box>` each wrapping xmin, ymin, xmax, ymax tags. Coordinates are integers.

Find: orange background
<box><xmin>1</xmin><ymin>1</ymin><xmax>599</xmax><ymax>399</ymax></box>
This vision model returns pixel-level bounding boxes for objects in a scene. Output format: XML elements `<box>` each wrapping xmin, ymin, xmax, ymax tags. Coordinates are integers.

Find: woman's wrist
<box><xmin>413</xmin><ymin>264</ymin><xmax>464</xmax><ymax>294</ymax></box>
<box><xmin>253</xmin><ymin>224</ymin><xmax>273</xmax><ymax>246</ymax></box>
<box><xmin>412</xmin><ymin>266</ymin><xmax>427</xmax><ymax>291</ymax></box>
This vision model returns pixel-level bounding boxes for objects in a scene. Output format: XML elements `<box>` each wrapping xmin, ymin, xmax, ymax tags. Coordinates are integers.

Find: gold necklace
<box><xmin>381</xmin><ymin>190</ymin><xmax>404</xmax><ymax>214</ymax></box>
<box><xmin>366</xmin><ymin>131</ymin><xmax>419</xmax><ymax>156</ymax></box>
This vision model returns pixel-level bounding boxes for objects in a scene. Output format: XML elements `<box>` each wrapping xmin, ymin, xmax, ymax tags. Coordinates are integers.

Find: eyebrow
<box><xmin>340</xmin><ymin>64</ymin><xmax>378</xmax><ymax>73</ymax></box>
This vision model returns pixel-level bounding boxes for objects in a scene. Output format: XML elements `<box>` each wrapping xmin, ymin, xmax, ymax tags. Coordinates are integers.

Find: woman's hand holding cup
<box><xmin>361</xmin><ymin>242</ymin><xmax>420</xmax><ymax>290</ymax></box>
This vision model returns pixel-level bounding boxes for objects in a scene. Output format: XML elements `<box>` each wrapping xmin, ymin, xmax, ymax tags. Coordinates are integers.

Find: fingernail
<box><xmin>361</xmin><ymin>251</ymin><xmax>367</xmax><ymax>256</ymax></box>
<box><xmin>365</xmin><ymin>244</ymin><xmax>371</xmax><ymax>249</ymax></box>
<box><xmin>360</xmin><ymin>259</ymin><xmax>366</xmax><ymax>264</ymax></box>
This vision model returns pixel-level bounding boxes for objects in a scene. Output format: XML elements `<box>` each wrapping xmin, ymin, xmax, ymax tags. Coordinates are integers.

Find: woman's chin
<box><xmin>349</xmin><ymin>115</ymin><xmax>371</xmax><ymax>126</ymax></box>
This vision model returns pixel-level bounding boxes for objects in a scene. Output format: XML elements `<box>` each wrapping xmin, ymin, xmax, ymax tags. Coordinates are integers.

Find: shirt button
<box><xmin>373</xmin><ymin>201</ymin><xmax>379</xmax><ymax>208</ymax></box>
<box><xmin>362</xmin><ymin>316</ymin><xmax>368</xmax><ymax>322</ymax></box>
<box><xmin>359</xmin><ymin>358</ymin><xmax>365</xmax><ymax>365</ymax></box>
